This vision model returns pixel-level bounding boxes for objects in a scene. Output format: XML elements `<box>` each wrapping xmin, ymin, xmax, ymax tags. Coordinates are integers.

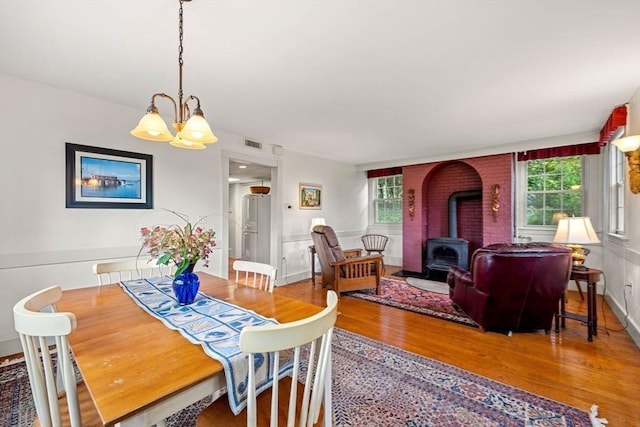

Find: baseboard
<box><xmin>605</xmin><ymin>293</ymin><xmax>640</xmax><ymax>349</ymax></box>
<box><xmin>0</xmin><ymin>337</ymin><xmax>23</xmax><ymax>359</ymax></box>
<box><xmin>276</xmin><ymin>271</ymin><xmax>311</xmax><ymax>287</ymax></box>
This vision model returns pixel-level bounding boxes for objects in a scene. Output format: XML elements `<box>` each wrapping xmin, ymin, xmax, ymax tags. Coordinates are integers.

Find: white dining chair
<box><xmin>233</xmin><ymin>260</ymin><xmax>277</xmax><ymax>293</ymax></box>
<box><xmin>197</xmin><ymin>290</ymin><xmax>338</xmax><ymax>427</ymax></box>
<box><xmin>93</xmin><ymin>258</ymin><xmax>175</xmax><ymax>285</ymax></box>
<box><xmin>13</xmin><ymin>286</ymin><xmax>102</xmax><ymax>427</ymax></box>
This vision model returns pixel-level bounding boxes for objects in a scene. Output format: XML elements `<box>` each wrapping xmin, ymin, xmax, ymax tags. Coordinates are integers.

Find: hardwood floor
<box><xmin>276</xmin><ymin>265</ymin><xmax>640</xmax><ymax>426</ymax></box>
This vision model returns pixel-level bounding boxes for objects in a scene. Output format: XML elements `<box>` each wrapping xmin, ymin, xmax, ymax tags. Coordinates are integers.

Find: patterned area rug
<box><xmin>2</xmin><ymin>329</ymin><xmax>595</xmax><ymax>426</ymax></box>
<box><xmin>331</xmin><ymin>328</ymin><xmax>593</xmax><ymax>426</ymax></box>
<box><xmin>345</xmin><ymin>277</ymin><xmax>479</xmax><ymax>327</ymax></box>
<box><xmin>0</xmin><ymin>355</ymin><xmax>210</xmax><ymax>427</ymax></box>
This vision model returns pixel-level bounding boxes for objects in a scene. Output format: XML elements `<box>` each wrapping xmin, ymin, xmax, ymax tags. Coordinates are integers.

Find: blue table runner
<box><xmin>120</xmin><ymin>276</ymin><xmax>290</xmax><ymax>415</ymax></box>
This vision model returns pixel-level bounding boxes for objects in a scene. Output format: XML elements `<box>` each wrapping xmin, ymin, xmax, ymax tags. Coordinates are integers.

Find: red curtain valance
<box><xmin>517</xmin><ymin>142</ymin><xmax>601</xmax><ymax>161</ymax></box>
<box><xmin>599</xmin><ymin>105</ymin><xmax>627</xmax><ymax>146</ymax></box>
<box><xmin>367</xmin><ymin>167</ymin><xmax>402</xmax><ymax>178</ymax></box>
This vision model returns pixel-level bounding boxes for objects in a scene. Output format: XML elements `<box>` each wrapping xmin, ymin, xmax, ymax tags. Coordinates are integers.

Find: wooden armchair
<box><xmin>311</xmin><ymin>224</ymin><xmax>381</xmax><ymax>296</ymax></box>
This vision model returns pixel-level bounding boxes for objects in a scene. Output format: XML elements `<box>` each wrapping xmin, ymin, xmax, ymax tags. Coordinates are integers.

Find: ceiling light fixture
<box><xmin>130</xmin><ymin>0</ymin><xmax>217</xmax><ymax>150</ymax></box>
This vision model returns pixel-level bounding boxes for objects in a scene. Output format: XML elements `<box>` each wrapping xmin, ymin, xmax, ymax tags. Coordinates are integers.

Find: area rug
<box><xmin>330</xmin><ymin>328</ymin><xmax>594</xmax><ymax>426</ymax></box>
<box><xmin>345</xmin><ymin>277</ymin><xmax>479</xmax><ymax>327</ymax></box>
<box><xmin>0</xmin><ymin>355</ymin><xmax>210</xmax><ymax>427</ymax></box>
<box><xmin>1</xmin><ymin>330</ymin><xmax>599</xmax><ymax>426</ymax></box>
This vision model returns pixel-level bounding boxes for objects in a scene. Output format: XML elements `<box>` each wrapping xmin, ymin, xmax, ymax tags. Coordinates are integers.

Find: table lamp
<box><xmin>552</xmin><ymin>216</ymin><xmax>600</xmax><ymax>270</ymax></box>
<box><xmin>310</xmin><ymin>217</ymin><xmax>326</xmax><ymax>232</ymax></box>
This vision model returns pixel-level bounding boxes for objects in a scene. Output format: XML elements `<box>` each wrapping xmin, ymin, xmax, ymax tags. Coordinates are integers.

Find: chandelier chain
<box><xmin>178</xmin><ymin>0</ymin><xmax>184</xmax><ymax>68</ymax></box>
<box><xmin>178</xmin><ymin>0</ymin><xmax>185</xmax><ymax>122</ymax></box>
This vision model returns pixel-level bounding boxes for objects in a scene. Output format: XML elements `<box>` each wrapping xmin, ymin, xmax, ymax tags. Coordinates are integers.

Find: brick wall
<box><xmin>402</xmin><ymin>154</ymin><xmax>513</xmax><ymax>273</ymax></box>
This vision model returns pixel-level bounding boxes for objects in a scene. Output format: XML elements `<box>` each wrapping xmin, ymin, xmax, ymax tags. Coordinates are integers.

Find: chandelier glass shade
<box><xmin>130</xmin><ymin>0</ymin><xmax>217</xmax><ymax>149</ymax></box>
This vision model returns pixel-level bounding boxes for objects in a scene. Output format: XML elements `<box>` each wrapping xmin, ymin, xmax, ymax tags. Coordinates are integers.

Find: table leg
<box><xmin>589</xmin><ymin>281</ymin><xmax>598</xmax><ymax>337</ymax></box>
<box><xmin>586</xmin><ymin>281</ymin><xmax>594</xmax><ymax>342</ymax></box>
<box><xmin>309</xmin><ymin>246</ymin><xmax>317</xmax><ymax>286</ymax></box>
<box><xmin>555</xmin><ymin>294</ymin><xmax>563</xmax><ymax>333</ymax></box>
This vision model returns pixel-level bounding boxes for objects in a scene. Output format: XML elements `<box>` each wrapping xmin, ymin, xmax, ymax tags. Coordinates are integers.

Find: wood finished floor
<box><xmin>276</xmin><ymin>265</ymin><xmax>640</xmax><ymax>426</ymax></box>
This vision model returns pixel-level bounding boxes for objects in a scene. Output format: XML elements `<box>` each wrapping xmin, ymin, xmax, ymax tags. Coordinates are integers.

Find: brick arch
<box><xmin>401</xmin><ymin>153</ymin><xmax>513</xmax><ymax>275</ymax></box>
<box><xmin>422</xmin><ymin>161</ymin><xmax>483</xmax><ymax>270</ymax></box>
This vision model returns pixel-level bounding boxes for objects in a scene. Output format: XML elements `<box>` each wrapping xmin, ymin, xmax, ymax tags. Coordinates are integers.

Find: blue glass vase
<box><xmin>172</xmin><ymin>263</ymin><xmax>200</xmax><ymax>305</ymax></box>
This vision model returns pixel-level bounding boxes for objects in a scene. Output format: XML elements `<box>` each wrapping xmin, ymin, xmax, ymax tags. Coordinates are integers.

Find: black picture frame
<box><xmin>65</xmin><ymin>143</ymin><xmax>153</xmax><ymax>209</ymax></box>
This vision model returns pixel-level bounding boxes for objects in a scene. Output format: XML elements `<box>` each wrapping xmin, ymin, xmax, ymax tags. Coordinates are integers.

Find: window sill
<box><xmin>606</xmin><ymin>233</ymin><xmax>629</xmax><ymax>245</ymax></box>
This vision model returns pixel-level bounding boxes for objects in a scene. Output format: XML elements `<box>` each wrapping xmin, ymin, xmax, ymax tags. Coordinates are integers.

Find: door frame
<box><xmin>220</xmin><ymin>149</ymin><xmax>282</xmax><ymax>279</ymax></box>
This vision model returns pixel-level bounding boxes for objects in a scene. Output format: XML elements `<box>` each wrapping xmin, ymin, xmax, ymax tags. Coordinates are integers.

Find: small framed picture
<box><xmin>299</xmin><ymin>183</ymin><xmax>322</xmax><ymax>210</ymax></box>
<box><xmin>65</xmin><ymin>143</ymin><xmax>153</xmax><ymax>209</ymax></box>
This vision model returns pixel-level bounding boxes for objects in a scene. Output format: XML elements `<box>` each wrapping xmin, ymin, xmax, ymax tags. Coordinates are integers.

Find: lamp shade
<box><xmin>612</xmin><ymin>135</ymin><xmax>640</xmax><ymax>153</ymax></box>
<box><xmin>310</xmin><ymin>217</ymin><xmax>326</xmax><ymax>232</ymax></box>
<box><xmin>169</xmin><ymin>132</ymin><xmax>206</xmax><ymax>150</ymax></box>
<box><xmin>130</xmin><ymin>112</ymin><xmax>173</xmax><ymax>142</ymax></box>
<box><xmin>181</xmin><ymin>114</ymin><xmax>218</xmax><ymax>144</ymax></box>
<box><xmin>553</xmin><ymin>217</ymin><xmax>600</xmax><ymax>245</ymax></box>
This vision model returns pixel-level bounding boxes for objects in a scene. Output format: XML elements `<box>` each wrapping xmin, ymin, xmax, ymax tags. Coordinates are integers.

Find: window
<box><xmin>374</xmin><ymin>175</ymin><xmax>402</xmax><ymax>224</ymax></box>
<box><xmin>609</xmin><ymin>144</ymin><xmax>625</xmax><ymax>234</ymax></box>
<box><xmin>525</xmin><ymin>156</ymin><xmax>582</xmax><ymax>226</ymax></box>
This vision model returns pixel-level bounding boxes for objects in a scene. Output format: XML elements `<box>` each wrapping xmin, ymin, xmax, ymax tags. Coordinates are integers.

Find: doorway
<box><xmin>220</xmin><ymin>150</ymin><xmax>281</xmax><ymax>279</ymax></box>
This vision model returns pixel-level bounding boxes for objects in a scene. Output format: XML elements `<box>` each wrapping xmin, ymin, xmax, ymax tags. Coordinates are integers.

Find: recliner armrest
<box><xmin>447</xmin><ymin>266</ymin><xmax>472</xmax><ymax>297</ymax></box>
<box><xmin>331</xmin><ymin>254</ymin><xmax>381</xmax><ymax>266</ymax></box>
<box><xmin>447</xmin><ymin>266</ymin><xmax>472</xmax><ymax>286</ymax></box>
<box><xmin>343</xmin><ymin>248</ymin><xmax>363</xmax><ymax>258</ymax></box>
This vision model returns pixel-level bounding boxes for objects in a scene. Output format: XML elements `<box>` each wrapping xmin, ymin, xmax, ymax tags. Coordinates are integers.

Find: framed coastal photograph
<box><xmin>299</xmin><ymin>183</ymin><xmax>322</xmax><ymax>209</ymax></box>
<box><xmin>65</xmin><ymin>143</ymin><xmax>153</xmax><ymax>209</ymax></box>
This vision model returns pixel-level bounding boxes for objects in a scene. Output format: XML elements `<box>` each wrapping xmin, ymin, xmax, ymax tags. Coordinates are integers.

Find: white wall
<box><xmin>0</xmin><ymin>74</ymin><xmax>369</xmax><ymax>356</ymax></box>
<box><xmin>602</xmin><ymin>87</ymin><xmax>640</xmax><ymax>346</ymax></box>
<box><xmin>278</xmin><ymin>150</ymin><xmax>368</xmax><ymax>284</ymax></box>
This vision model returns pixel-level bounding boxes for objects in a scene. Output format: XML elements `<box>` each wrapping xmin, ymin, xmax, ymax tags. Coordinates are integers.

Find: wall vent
<box><xmin>244</xmin><ymin>139</ymin><xmax>263</xmax><ymax>150</ymax></box>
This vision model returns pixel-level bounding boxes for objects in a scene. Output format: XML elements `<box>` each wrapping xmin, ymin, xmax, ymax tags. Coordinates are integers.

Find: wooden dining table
<box><xmin>56</xmin><ymin>272</ymin><xmax>324</xmax><ymax>427</ymax></box>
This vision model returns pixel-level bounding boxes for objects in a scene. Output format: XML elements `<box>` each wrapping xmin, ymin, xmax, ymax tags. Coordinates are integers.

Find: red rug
<box><xmin>327</xmin><ymin>328</ymin><xmax>593</xmax><ymax>426</ymax></box>
<box><xmin>344</xmin><ymin>277</ymin><xmax>478</xmax><ymax>327</ymax></box>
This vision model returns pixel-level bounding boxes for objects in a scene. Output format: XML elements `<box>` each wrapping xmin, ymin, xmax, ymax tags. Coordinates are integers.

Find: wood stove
<box><xmin>425</xmin><ymin>237</ymin><xmax>469</xmax><ymax>273</ymax></box>
<box><xmin>424</xmin><ymin>189</ymin><xmax>479</xmax><ymax>280</ymax></box>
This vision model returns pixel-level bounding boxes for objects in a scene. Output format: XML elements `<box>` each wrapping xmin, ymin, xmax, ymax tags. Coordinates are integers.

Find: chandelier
<box><xmin>130</xmin><ymin>0</ymin><xmax>217</xmax><ymax>150</ymax></box>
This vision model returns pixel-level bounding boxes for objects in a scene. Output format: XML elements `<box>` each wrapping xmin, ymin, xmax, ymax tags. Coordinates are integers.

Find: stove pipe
<box><xmin>448</xmin><ymin>190</ymin><xmax>482</xmax><ymax>238</ymax></box>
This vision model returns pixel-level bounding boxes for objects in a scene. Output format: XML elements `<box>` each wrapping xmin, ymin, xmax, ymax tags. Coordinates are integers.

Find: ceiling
<box><xmin>2</xmin><ymin>1</ymin><xmax>640</xmax><ymax>168</ymax></box>
<box><xmin>229</xmin><ymin>160</ymin><xmax>272</xmax><ymax>184</ymax></box>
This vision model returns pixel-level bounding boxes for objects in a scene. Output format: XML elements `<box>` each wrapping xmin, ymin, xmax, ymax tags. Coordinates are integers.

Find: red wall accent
<box><xmin>402</xmin><ymin>154</ymin><xmax>513</xmax><ymax>273</ymax></box>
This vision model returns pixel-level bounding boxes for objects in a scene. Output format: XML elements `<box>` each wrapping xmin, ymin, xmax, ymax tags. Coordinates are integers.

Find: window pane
<box><xmin>546</xmin><ymin>193</ymin><xmax>560</xmax><ymax>209</ymax></box>
<box><xmin>527</xmin><ymin>208</ymin><xmax>543</xmax><ymax>225</ymax></box>
<box><xmin>525</xmin><ymin>156</ymin><xmax>582</xmax><ymax>227</ymax></box>
<box><xmin>528</xmin><ymin>175</ymin><xmax>544</xmax><ymax>191</ymax></box>
<box><xmin>373</xmin><ymin>174</ymin><xmax>403</xmax><ymax>224</ymax></box>
<box><xmin>527</xmin><ymin>193</ymin><xmax>543</xmax><ymax>209</ymax></box>
<box><xmin>545</xmin><ymin>173</ymin><xmax>561</xmax><ymax>191</ymax></box>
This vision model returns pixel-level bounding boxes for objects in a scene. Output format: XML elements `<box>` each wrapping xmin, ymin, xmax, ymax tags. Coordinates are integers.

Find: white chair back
<box><xmin>93</xmin><ymin>258</ymin><xmax>174</xmax><ymax>285</ymax></box>
<box><xmin>241</xmin><ymin>290</ymin><xmax>338</xmax><ymax>427</ymax></box>
<box><xmin>13</xmin><ymin>286</ymin><xmax>82</xmax><ymax>427</ymax></box>
<box><xmin>233</xmin><ymin>260</ymin><xmax>277</xmax><ymax>293</ymax></box>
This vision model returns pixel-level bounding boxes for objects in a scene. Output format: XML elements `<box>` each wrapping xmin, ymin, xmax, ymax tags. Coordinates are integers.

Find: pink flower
<box><xmin>139</xmin><ymin>212</ymin><xmax>216</xmax><ymax>275</ymax></box>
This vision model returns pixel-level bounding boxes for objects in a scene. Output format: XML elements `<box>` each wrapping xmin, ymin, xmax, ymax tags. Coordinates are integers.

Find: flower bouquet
<box><xmin>139</xmin><ymin>210</ymin><xmax>216</xmax><ymax>304</ymax></box>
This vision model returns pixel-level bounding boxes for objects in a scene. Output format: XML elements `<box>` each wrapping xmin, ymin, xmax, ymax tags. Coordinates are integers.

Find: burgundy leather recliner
<box><xmin>447</xmin><ymin>243</ymin><xmax>572</xmax><ymax>333</ymax></box>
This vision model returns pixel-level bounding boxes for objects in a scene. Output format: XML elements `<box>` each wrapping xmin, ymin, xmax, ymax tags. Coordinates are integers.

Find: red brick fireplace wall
<box><xmin>402</xmin><ymin>154</ymin><xmax>513</xmax><ymax>274</ymax></box>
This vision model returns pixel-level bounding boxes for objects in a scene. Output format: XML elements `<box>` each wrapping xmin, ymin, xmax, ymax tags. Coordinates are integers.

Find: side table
<box><xmin>555</xmin><ymin>267</ymin><xmax>601</xmax><ymax>341</ymax></box>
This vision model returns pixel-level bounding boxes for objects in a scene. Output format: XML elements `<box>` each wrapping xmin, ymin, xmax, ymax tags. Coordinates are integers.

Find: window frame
<box><xmin>368</xmin><ymin>174</ymin><xmax>403</xmax><ymax>228</ymax></box>
<box><xmin>608</xmin><ymin>130</ymin><xmax>627</xmax><ymax>237</ymax></box>
<box><xmin>517</xmin><ymin>155</ymin><xmax>585</xmax><ymax>230</ymax></box>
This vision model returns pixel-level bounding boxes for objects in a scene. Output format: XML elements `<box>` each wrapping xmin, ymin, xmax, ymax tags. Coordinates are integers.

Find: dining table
<box><xmin>56</xmin><ymin>272</ymin><xmax>324</xmax><ymax>427</ymax></box>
